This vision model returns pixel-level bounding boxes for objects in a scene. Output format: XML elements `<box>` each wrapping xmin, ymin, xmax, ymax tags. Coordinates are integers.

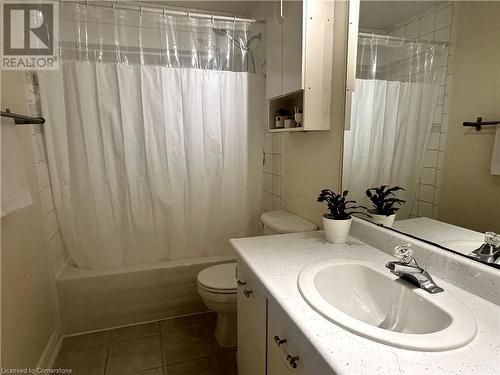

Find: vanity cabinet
<box><xmin>237</xmin><ymin>257</ymin><xmax>333</xmax><ymax>374</ymax></box>
<box><xmin>265</xmin><ymin>0</ymin><xmax>334</xmax><ymax>132</ymax></box>
<box><xmin>267</xmin><ymin>299</ymin><xmax>332</xmax><ymax>374</ymax></box>
<box><xmin>236</xmin><ymin>261</ymin><xmax>267</xmax><ymax>375</ymax></box>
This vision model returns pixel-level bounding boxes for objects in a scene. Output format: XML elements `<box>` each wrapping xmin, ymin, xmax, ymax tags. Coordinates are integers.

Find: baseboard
<box><xmin>36</xmin><ymin>330</ymin><xmax>63</xmax><ymax>370</ymax></box>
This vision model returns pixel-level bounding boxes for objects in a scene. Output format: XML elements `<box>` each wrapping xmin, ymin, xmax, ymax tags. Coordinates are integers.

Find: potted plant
<box><xmin>317</xmin><ymin>189</ymin><xmax>367</xmax><ymax>244</ymax></box>
<box><xmin>365</xmin><ymin>185</ymin><xmax>406</xmax><ymax>228</ymax></box>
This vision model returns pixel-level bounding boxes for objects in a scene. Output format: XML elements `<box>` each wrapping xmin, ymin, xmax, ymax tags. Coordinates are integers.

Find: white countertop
<box><xmin>230</xmin><ymin>231</ymin><xmax>500</xmax><ymax>375</ymax></box>
<box><xmin>393</xmin><ymin>217</ymin><xmax>484</xmax><ymax>255</ymax></box>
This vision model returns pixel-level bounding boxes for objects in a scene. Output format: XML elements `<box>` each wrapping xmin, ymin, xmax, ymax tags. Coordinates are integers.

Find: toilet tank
<box><xmin>260</xmin><ymin>210</ymin><xmax>317</xmax><ymax>235</ymax></box>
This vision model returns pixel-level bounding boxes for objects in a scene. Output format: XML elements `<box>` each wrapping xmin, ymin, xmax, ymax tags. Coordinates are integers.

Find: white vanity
<box><xmin>231</xmin><ymin>219</ymin><xmax>500</xmax><ymax>375</ymax></box>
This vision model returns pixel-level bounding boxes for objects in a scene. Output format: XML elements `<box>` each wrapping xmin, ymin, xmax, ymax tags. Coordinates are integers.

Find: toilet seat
<box><xmin>197</xmin><ymin>262</ymin><xmax>237</xmax><ymax>294</ymax></box>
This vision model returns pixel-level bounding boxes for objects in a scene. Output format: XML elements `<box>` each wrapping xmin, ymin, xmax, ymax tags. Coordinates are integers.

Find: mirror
<box><xmin>343</xmin><ymin>1</ymin><xmax>500</xmax><ymax>267</ymax></box>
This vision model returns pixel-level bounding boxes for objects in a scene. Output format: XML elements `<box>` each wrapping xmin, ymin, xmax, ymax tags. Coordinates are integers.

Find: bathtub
<box><xmin>56</xmin><ymin>254</ymin><xmax>235</xmax><ymax>335</ymax></box>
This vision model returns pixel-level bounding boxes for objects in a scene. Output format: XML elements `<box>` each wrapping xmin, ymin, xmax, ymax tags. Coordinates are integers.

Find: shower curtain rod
<box><xmin>359</xmin><ymin>32</ymin><xmax>449</xmax><ymax>46</ymax></box>
<box><xmin>73</xmin><ymin>1</ymin><xmax>261</xmax><ymax>24</ymax></box>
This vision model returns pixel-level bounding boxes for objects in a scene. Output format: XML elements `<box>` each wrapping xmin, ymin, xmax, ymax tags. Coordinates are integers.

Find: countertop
<box><xmin>230</xmin><ymin>231</ymin><xmax>500</xmax><ymax>375</ymax></box>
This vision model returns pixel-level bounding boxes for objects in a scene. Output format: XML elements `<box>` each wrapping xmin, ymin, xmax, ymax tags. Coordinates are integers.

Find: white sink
<box><xmin>298</xmin><ymin>259</ymin><xmax>477</xmax><ymax>351</ymax></box>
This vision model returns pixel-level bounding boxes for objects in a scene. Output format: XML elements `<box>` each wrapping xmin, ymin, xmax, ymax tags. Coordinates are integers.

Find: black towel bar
<box><xmin>1</xmin><ymin>109</ymin><xmax>45</xmax><ymax>125</ymax></box>
<box><xmin>463</xmin><ymin>117</ymin><xmax>500</xmax><ymax>131</ymax></box>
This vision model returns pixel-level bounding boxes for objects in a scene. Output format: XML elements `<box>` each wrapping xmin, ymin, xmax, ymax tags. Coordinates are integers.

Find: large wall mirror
<box><xmin>343</xmin><ymin>1</ymin><xmax>500</xmax><ymax>268</ymax></box>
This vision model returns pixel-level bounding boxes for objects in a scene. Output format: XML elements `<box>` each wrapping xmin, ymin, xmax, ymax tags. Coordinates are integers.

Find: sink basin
<box><xmin>298</xmin><ymin>259</ymin><xmax>477</xmax><ymax>351</ymax></box>
<box><xmin>441</xmin><ymin>240</ymin><xmax>483</xmax><ymax>256</ymax></box>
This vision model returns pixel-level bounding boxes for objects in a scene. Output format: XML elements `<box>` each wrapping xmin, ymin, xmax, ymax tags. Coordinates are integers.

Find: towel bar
<box><xmin>463</xmin><ymin>117</ymin><xmax>500</xmax><ymax>131</ymax></box>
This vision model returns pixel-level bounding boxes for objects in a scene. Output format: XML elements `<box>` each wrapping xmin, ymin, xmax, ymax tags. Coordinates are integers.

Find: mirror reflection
<box><xmin>343</xmin><ymin>1</ymin><xmax>500</xmax><ymax>267</ymax></box>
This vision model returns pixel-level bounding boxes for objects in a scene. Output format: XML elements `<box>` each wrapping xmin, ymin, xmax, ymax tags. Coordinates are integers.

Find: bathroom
<box><xmin>0</xmin><ymin>0</ymin><xmax>498</xmax><ymax>374</ymax></box>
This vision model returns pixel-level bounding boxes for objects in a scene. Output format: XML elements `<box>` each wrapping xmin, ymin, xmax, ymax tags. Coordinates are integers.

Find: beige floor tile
<box><xmin>53</xmin><ymin>344</ymin><xmax>107</xmax><ymax>375</ymax></box>
<box><xmin>134</xmin><ymin>368</ymin><xmax>163</xmax><ymax>375</ymax></box>
<box><xmin>106</xmin><ymin>336</ymin><xmax>162</xmax><ymax>375</ymax></box>
<box><xmin>165</xmin><ymin>357</ymin><xmax>221</xmax><ymax>375</ymax></box>
<box><xmin>63</xmin><ymin>331</ymin><xmax>110</xmax><ymax>348</ymax></box>
<box><xmin>161</xmin><ymin>315</ymin><xmax>214</xmax><ymax>365</ymax></box>
<box><xmin>160</xmin><ymin>314</ymin><xmax>207</xmax><ymax>334</ymax></box>
<box><xmin>110</xmin><ymin>322</ymin><xmax>159</xmax><ymax>342</ymax></box>
<box><xmin>216</xmin><ymin>351</ymin><xmax>237</xmax><ymax>375</ymax></box>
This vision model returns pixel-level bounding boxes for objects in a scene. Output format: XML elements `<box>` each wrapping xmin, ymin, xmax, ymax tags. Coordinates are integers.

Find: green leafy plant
<box><xmin>317</xmin><ymin>189</ymin><xmax>367</xmax><ymax>220</ymax></box>
<box><xmin>366</xmin><ymin>185</ymin><xmax>406</xmax><ymax>216</ymax></box>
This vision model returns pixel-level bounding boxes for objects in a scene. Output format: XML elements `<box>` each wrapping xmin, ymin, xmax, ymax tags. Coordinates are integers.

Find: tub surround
<box><xmin>230</xmin><ymin>221</ymin><xmax>500</xmax><ymax>374</ymax></box>
<box><xmin>57</xmin><ymin>255</ymin><xmax>235</xmax><ymax>335</ymax></box>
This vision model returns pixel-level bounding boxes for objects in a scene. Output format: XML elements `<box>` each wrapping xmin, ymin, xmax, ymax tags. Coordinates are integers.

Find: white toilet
<box><xmin>197</xmin><ymin>210</ymin><xmax>317</xmax><ymax>347</ymax></box>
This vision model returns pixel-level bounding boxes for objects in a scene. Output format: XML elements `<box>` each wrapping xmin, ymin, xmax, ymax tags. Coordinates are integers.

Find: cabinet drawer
<box><xmin>267</xmin><ymin>299</ymin><xmax>334</xmax><ymax>375</ymax></box>
<box><xmin>237</xmin><ymin>260</ymin><xmax>267</xmax><ymax>375</ymax></box>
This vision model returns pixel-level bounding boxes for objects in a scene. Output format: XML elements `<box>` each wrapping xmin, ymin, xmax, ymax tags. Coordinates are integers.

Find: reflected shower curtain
<box><xmin>343</xmin><ymin>35</ymin><xmax>445</xmax><ymax>219</ymax></box>
<box><xmin>37</xmin><ymin>3</ymin><xmax>264</xmax><ymax>269</ymax></box>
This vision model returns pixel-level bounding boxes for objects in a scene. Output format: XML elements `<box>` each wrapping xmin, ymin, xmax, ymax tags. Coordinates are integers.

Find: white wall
<box><xmin>439</xmin><ymin>2</ymin><xmax>500</xmax><ymax>233</ymax></box>
<box><xmin>1</xmin><ymin>71</ymin><xmax>64</xmax><ymax>369</ymax></box>
<box><xmin>284</xmin><ymin>1</ymin><xmax>348</xmax><ymax>226</ymax></box>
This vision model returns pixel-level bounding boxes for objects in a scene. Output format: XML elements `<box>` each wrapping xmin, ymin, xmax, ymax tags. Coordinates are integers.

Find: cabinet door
<box><xmin>265</xmin><ymin>2</ymin><xmax>283</xmax><ymax>99</ymax></box>
<box><xmin>282</xmin><ymin>0</ymin><xmax>303</xmax><ymax>94</ymax></box>
<box><xmin>267</xmin><ymin>299</ymin><xmax>334</xmax><ymax>375</ymax></box>
<box><xmin>237</xmin><ymin>260</ymin><xmax>267</xmax><ymax>375</ymax></box>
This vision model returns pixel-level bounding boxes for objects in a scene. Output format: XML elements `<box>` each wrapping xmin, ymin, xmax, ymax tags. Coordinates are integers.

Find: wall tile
<box><xmin>264</xmin><ymin>134</ymin><xmax>272</xmax><ymax>154</ymax></box>
<box><xmin>272</xmin><ymin>155</ymin><xmax>282</xmax><ymax>177</ymax></box>
<box><xmin>434</xmin><ymin>26</ymin><xmax>451</xmax><ymax>43</ymax></box>
<box><xmin>429</xmin><ymin>132</ymin><xmax>440</xmax><ymax>150</ymax></box>
<box><xmin>263</xmin><ymin>172</ymin><xmax>272</xmax><ymax>193</ymax></box>
<box><xmin>419</xmin><ymin>184</ymin><xmax>435</xmax><ymax>203</ymax></box>
<box><xmin>44</xmin><ymin>210</ymin><xmax>59</xmax><ymax>240</ymax></box>
<box><xmin>36</xmin><ymin>161</ymin><xmax>51</xmax><ymax>188</ymax></box>
<box><xmin>436</xmin><ymin>170</ymin><xmax>442</xmax><ymax>187</ymax></box>
<box><xmin>272</xmin><ymin>175</ymin><xmax>281</xmax><ymax>197</ymax></box>
<box><xmin>437</xmin><ymin>151</ymin><xmax>445</xmax><ymax>170</ymax></box>
<box><xmin>263</xmin><ymin>154</ymin><xmax>272</xmax><ymax>173</ymax></box>
<box><xmin>48</xmin><ymin>232</ymin><xmax>65</xmax><ymax>265</ymax></box>
<box><xmin>420</xmin><ymin>167</ymin><xmax>437</xmax><ymax>185</ymax></box>
<box><xmin>262</xmin><ymin>192</ymin><xmax>273</xmax><ymax>211</ymax></box>
<box><xmin>32</xmin><ymin>133</ymin><xmax>47</xmax><ymax>162</ymax></box>
<box><xmin>439</xmin><ymin>133</ymin><xmax>447</xmax><ymax>152</ymax></box>
<box><xmin>406</xmin><ymin>21</ymin><xmax>419</xmax><ymax>39</ymax></box>
<box><xmin>435</xmin><ymin>6</ymin><xmax>453</xmax><ymax>29</ymax></box>
<box><xmin>272</xmin><ymin>195</ymin><xmax>283</xmax><ymax>210</ymax></box>
<box><xmin>40</xmin><ymin>186</ymin><xmax>55</xmax><ymax>214</ymax></box>
<box><xmin>433</xmin><ymin>105</ymin><xmax>443</xmax><ymax>124</ymax></box>
<box><xmin>424</xmin><ymin>150</ymin><xmax>438</xmax><ymax>168</ymax></box>
<box><xmin>419</xmin><ymin>14</ymin><xmax>435</xmax><ymax>37</ymax></box>
<box><xmin>418</xmin><ymin>201</ymin><xmax>433</xmax><ymax>217</ymax></box>
<box><xmin>272</xmin><ymin>134</ymin><xmax>282</xmax><ymax>154</ymax></box>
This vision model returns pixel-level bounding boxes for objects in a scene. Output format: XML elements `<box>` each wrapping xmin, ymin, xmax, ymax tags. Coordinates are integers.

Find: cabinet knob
<box><xmin>243</xmin><ymin>289</ymin><xmax>253</xmax><ymax>298</ymax></box>
<box><xmin>287</xmin><ymin>355</ymin><xmax>299</xmax><ymax>369</ymax></box>
<box><xmin>273</xmin><ymin>335</ymin><xmax>287</xmax><ymax>346</ymax></box>
<box><xmin>237</xmin><ymin>280</ymin><xmax>247</xmax><ymax>287</ymax></box>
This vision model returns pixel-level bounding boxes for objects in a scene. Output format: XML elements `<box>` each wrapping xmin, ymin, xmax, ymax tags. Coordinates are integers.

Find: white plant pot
<box><xmin>367</xmin><ymin>209</ymin><xmax>396</xmax><ymax>228</ymax></box>
<box><xmin>322</xmin><ymin>216</ymin><xmax>352</xmax><ymax>244</ymax></box>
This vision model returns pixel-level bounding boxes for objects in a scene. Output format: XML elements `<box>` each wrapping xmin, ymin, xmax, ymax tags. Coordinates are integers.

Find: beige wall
<box><xmin>439</xmin><ymin>2</ymin><xmax>500</xmax><ymax>233</ymax></box>
<box><xmin>1</xmin><ymin>71</ymin><xmax>58</xmax><ymax>368</ymax></box>
<box><xmin>284</xmin><ymin>1</ymin><xmax>347</xmax><ymax>226</ymax></box>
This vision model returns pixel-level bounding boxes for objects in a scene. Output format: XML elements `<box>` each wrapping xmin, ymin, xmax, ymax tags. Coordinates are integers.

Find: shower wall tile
<box><xmin>435</xmin><ymin>5</ymin><xmax>453</xmax><ymax>29</ymax></box>
<box><xmin>263</xmin><ymin>172</ymin><xmax>272</xmax><ymax>194</ymax></box>
<box><xmin>36</xmin><ymin>161</ymin><xmax>51</xmax><ymax>188</ymax></box>
<box><xmin>40</xmin><ymin>186</ymin><xmax>55</xmax><ymax>214</ymax></box>
<box><xmin>419</xmin><ymin>14</ymin><xmax>435</xmax><ymax>36</ymax></box>
<box><xmin>420</xmin><ymin>168</ymin><xmax>437</xmax><ymax>186</ymax></box>
<box><xmin>44</xmin><ymin>210</ymin><xmax>59</xmax><ymax>240</ymax></box>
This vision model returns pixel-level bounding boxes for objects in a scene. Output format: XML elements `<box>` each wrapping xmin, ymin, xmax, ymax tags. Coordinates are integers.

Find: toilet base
<box><xmin>215</xmin><ymin>312</ymin><xmax>237</xmax><ymax>347</ymax></box>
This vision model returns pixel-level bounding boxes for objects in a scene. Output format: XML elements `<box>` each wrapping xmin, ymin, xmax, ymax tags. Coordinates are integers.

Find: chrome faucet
<box><xmin>385</xmin><ymin>244</ymin><xmax>444</xmax><ymax>294</ymax></box>
<box><xmin>468</xmin><ymin>232</ymin><xmax>500</xmax><ymax>265</ymax></box>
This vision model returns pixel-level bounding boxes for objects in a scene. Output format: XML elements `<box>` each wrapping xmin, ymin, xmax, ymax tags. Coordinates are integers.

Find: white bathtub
<box><xmin>56</xmin><ymin>254</ymin><xmax>235</xmax><ymax>335</ymax></box>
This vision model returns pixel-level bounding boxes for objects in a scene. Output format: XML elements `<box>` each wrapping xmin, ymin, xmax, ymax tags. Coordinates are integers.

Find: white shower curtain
<box><xmin>343</xmin><ymin>34</ymin><xmax>445</xmax><ymax>219</ymax></box>
<box><xmin>39</xmin><ymin>63</ymin><xmax>262</xmax><ymax>269</ymax></box>
<box><xmin>343</xmin><ymin>79</ymin><xmax>439</xmax><ymax>219</ymax></box>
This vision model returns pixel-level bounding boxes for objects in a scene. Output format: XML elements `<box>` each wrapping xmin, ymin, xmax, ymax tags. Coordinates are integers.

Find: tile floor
<box><xmin>53</xmin><ymin>313</ymin><xmax>237</xmax><ymax>375</ymax></box>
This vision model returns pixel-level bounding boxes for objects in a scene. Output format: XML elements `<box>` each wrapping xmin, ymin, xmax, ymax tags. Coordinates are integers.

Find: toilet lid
<box><xmin>198</xmin><ymin>263</ymin><xmax>237</xmax><ymax>291</ymax></box>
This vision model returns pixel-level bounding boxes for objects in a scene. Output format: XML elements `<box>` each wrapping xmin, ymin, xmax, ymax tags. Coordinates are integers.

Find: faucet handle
<box><xmin>485</xmin><ymin>232</ymin><xmax>500</xmax><ymax>247</ymax></box>
<box><xmin>394</xmin><ymin>243</ymin><xmax>414</xmax><ymax>264</ymax></box>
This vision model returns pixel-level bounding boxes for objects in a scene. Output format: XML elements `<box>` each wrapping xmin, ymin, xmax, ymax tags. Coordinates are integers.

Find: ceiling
<box><xmin>359</xmin><ymin>1</ymin><xmax>443</xmax><ymax>31</ymax></box>
<box><xmin>147</xmin><ymin>1</ymin><xmax>260</xmax><ymax>17</ymax></box>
